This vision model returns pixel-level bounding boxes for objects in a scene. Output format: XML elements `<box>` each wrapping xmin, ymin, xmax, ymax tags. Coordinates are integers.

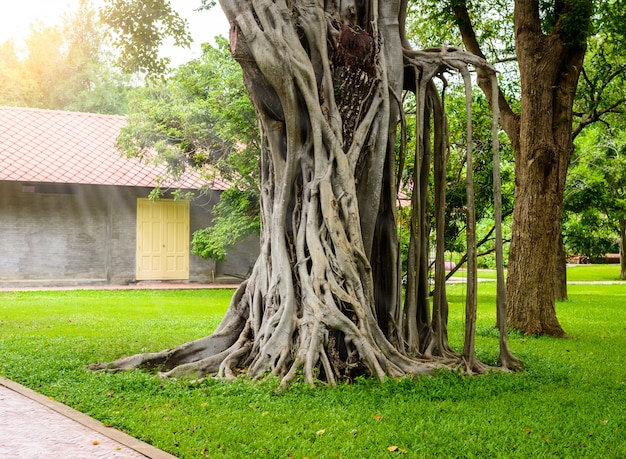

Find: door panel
<box><xmin>136</xmin><ymin>199</ymin><xmax>189</xmax><ymax>280</ymax></box>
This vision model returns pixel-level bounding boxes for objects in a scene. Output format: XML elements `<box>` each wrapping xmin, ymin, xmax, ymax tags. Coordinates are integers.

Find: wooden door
<box><xmin>136</xmin><ymin>199</ymin><xmax>189</xmax><ymax>280</ymax></box>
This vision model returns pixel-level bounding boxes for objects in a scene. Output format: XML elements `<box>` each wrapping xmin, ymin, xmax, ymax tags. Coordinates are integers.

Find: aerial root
<box><xmin>86</xmin><ymin>273</ymin><xmax>517</xmax><ymax>384</ymax></box>
<box><xmin>319</xmin><ymin>347</ymin><xmax>336</xmax><ymax>386</ymax></box>
<box><xmin>461</xmin><ymin>356</ymin><xmax>490</xmax><ymax>375</ymax></box>
<box><xmin>498</xmin><ymin>353</ymin><xmax>523</xmax><ymax>372</ymax></box>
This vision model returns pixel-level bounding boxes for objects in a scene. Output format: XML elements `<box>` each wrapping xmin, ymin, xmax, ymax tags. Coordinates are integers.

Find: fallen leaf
<box><xmin>316</xmin><ymin>429</ymin><xmax>326</xmax><ymax>435</ymax></box>
<box><xmin>92</xmin><ymin>441</ymin><xmax>100</xmax><ymax>445</ymax></box>
<box><xmin>600</xmin><ymin>420</ymin><xmax>609</xmax><ymax>424</ymax></box>
<box><xmin>374</xmin><ymin>414</ymin><xmax>383</xmax><ymax>421</ymax></box>
<box><xmin>523</xmin><ymin>428</ymin><xmax>532</xmax><ymax>434</ymax></box>
<box><xmin>388</xmin><ymin>446</ymin><xmax>399</xmax><ymax>452</ymax></box>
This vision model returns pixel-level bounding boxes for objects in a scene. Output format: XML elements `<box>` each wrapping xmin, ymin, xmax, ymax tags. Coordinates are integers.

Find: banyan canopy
<box><xmin>89</xmin><ymin>0</ymin><xmax>520</xmax><ymax>387</ymax></box>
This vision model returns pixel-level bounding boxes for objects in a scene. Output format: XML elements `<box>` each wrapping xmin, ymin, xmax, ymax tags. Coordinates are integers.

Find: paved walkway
<box><xmin>0</xmin><ymin>377</ymin><xmax>177</xmax><ymax>459</ymax></box>
<box><xmin>0</xmin><ymin>280</ymin><xmax>241</xmax><ymax>292</ymax></box>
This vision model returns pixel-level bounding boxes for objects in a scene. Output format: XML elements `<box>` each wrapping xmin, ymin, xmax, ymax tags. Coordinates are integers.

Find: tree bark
<box><xmin>506</xmin><ymin>0</ymin><xmax>589</xmax><ymax>336</ymax></box>
<box><xmin>453</xmin><ymin>0</ymin><xmax>591</xmax><ymax>335</ymax></box>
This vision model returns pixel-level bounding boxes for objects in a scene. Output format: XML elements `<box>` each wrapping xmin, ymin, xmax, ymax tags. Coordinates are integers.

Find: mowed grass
<box><xmin>1</xmin><ymin>285</ymin><xmax>625</xmax><ymax>458</ymax></box>
<box><xmin>566</xmin><ymin>263</ymin><xmax>624</xmax><ymax>282</ymax></box>
<box><xmin>450</xmin><ymin>262</ymin><xmax>624</xmax><ymax>282</ymax></box>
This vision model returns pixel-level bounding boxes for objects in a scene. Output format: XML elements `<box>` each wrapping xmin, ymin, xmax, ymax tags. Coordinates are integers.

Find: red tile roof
<box><xmin>0</xmin><ymin>106</ymin><xmax>227</xmax><ymax>190</ymax></box>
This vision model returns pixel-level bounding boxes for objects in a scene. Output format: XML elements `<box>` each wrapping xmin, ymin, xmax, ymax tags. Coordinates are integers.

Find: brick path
<box><xmin>0</xmin><ymin>378</ymin><xmax>177</xmax><ymax>459</ymax></box>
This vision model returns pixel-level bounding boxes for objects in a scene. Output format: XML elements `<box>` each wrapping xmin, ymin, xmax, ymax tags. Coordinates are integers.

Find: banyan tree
<box><xmin>89</xmin><ymin>0</ymin><xmax>521</xmax><ymax>386</ymax></box>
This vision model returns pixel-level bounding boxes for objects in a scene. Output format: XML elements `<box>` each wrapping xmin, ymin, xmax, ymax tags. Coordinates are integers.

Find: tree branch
<box><xmin>451</xmin><ymin>0</ymin><xmax>520</xmax><ymax>152</ymax></box>
<box><xmin>573</xmin><ymin>98</ymin><xmax>626</xmax><ymax>139</ymax></box>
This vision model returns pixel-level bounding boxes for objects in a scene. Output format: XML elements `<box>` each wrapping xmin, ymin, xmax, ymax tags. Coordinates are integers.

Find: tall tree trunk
<box><xmin>506</xmin><ymin>0</ymin><xmax>588</xmax><ymax>336</ymax></box>
<box><xmin>506</xmin><ymin>166</ymin><xmax>565</xmax><ymax>335</ymax></box>
<box><xmin>453</xmin><ymin>0</ymin><xmax>591</xmax><ymax>335</ymax></box>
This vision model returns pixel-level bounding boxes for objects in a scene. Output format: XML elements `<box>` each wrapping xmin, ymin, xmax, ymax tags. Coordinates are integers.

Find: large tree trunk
<box><xmin>89</xmin><ymin>1</ymin><xmax>518</xmax><ymax>385</ymax></box>
<box><xmin>505</xmin><ymin>0</ymin><xmax>588</xmax><ymax>336</ymax></box>
<box><xmin>452</xmin><ymin>1</ymin><xmax>590</xmax><ymax>335</ymax></box>
<box><xmin>506</xmin><ymin>160</ymin><xmax>566</xmax><ymax>335</ymax></box>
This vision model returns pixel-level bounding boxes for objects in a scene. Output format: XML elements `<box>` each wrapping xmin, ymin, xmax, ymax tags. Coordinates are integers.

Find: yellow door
<box><xmin>136</xmin><ymin>199</ymin><xmax>190</xmax><ymax>280</ymax></box>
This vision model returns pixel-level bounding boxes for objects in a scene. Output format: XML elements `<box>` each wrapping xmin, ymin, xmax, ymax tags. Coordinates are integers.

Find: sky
<box><xmin>0</xmin><ymin>0</ymin><xmax>231</xmax><ymax>66</ymax></box>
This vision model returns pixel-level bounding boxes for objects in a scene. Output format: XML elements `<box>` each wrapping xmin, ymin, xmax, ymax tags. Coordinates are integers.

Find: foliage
<box><xmin>565</xmin><ymin>124</ymin><xmax>626</xmax><ymax>257</ymax></box>
<box><xmin>116</xmin><ymin>36</ymin><xmax>260</xmax><ymax>260</ymax></box>
<box><xmin>407</xmin><ymin>0</ymin><xmax>519</xmax><ymax>94</ymax></box>
<box><xmin>191</xmin><ymin>188</ymin><xmax>260</xmax><ymax>261</ymax></box>
<box><xmin>0</xmin><ymin>0</ymin><xmax>132</xmax><ymax>114</ymax></box>
<box><xmin>441</xmin><ymin>89</ymin><xmax>514</xmax><ymax>255</ymax></box>
<box><xmin>1</xmin><ymin>285</ymin><xmax>625</xmax><ymax>458</ymax></box>
<box><xmin>572</xmin><ymin>2</ymin><xmax>626</xmax><ymax>138</ymax></box>
<box><xmin>100</xmin><ymin>0</ymin><xmax>192</xmax><ymax>75</ymax></box>
<box><xmin>398</xmin><ymin>87</ymin><xmax>514</xmax><ymax>273</ymax></box>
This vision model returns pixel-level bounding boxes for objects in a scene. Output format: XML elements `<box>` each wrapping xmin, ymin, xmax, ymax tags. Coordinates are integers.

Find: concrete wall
<box><xmin>0</xmin><ymin>181</ymin><xmax>256</xmax><ymax>287</ymax></box>
<box><xmin>216</xmin><ymin>235</ymin><xmax>259</xmax><ymax>280</ymax></box>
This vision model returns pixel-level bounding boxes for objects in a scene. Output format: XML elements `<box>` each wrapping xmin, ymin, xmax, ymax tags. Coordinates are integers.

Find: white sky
<box><xmin>0</xmin><ymin>0</ymin><xmax>231</xmax><ymax>66</ymax></box>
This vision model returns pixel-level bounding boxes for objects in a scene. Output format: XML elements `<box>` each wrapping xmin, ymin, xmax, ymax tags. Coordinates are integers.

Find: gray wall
<box><xmin>216</xmin><ymin>235</ymin><xmax>259</xmax><ymax>280</ymax></box>
<box><xmin>0</xmin><ymin>181</ymin><xmax>254</xmax><ymax>287</ymax></box>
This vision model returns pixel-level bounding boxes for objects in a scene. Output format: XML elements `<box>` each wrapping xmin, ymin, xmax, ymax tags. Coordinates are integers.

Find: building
<box><xmin>0</xmin><ymin>106</ymin><xmax>258</xmax><ymax>287</ymax></box>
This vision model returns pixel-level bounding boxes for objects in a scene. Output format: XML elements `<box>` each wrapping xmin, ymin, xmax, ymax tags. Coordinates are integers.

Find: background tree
<box><xmin>100</xmin><ymin>0</ymin><xmax>191</xmax><ymax>75</ymax></box>
<box><xmin>397</xmin><ymin>86</ymin><xmax>514</xmax><ymax>284</ymax></box>
<box><xmin>0</xmin><ymin>0</ymin><xmax>131</xmax><ymax>114</ymax></box>
<box><xmin>565</xmin><ymin>124</ymin><xmax>626</xmax><ymax>279</ymax></box>
<box><xmin>415</xmin><ymin>0</ymin><xmax>626</xmax><ymax>304</ymax></box>
<box><xmin>116</xmin><ymin>37</ymin><xmax>261</xmax><ymax>261</ymax></box>
<box><xmin>409</xmin><ymin>0</ymin><xmax>596</xmax><ymax>335</ymax></box>
<box><xmin>552</xmin><ymin>1</ymin><xmax>626</xmax><ymax>298</ymax></box>
<box><xmin>91</xmin><ymin>0</ymin><xmax>519</xmax><ymax>384</ymax></box>
<box><xmin>0</xmin><ymin>39</ymin><xmax>40</xmax><ymax>105</ymax></box>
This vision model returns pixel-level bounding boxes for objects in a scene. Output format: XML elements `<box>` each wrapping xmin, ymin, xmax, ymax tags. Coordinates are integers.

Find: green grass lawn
<box><xmin>1</xmin><ymin>286</ymin><xmax>625</xmax><ymax>458</ymax></box>
<box><xmin>450</xmin><ymin>263</ymin><xmax>624</xmax><ymax>282</ymax></box>
<box><xmin>565</xmin><ymin>263</ymin><xmax>624</xmax><ymax>282</ymax></box>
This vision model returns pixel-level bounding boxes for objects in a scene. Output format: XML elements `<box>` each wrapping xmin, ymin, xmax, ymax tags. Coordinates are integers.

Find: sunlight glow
<box><xmin>0</xmin><ymin>0</ymin><xmax>229</xmax><ymax>66</ymax></box>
